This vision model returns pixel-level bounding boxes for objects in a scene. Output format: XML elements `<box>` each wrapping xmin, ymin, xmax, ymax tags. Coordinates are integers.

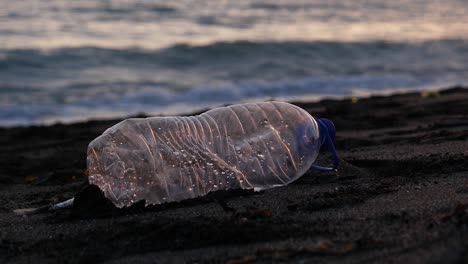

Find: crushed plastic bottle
<box><xmin>87</xmin><ymin>102</ymin><xmax>339</xmax><ymax>208</ymax></box>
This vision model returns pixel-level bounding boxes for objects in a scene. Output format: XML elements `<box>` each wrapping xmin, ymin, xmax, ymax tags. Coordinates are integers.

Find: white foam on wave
<box><xmin>1</xmin><ymin>74</ymin><xmax>465</xmax><ymax>127</ymax></box>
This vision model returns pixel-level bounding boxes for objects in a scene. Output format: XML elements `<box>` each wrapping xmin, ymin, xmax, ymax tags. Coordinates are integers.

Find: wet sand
<box><xmin>1</xmin><ymin>87</ymin><xmax>468</xmax><ymax>263</ymax></box>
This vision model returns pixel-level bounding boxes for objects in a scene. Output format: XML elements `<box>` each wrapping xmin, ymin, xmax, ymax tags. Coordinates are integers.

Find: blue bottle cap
<box><xmin>311</xmin><ymin>118</ymin><xmax>339</xmax><ymax>172</ymax></box>
<box><xmin>318</xmin><ymin>118</ymin><xmax>336</xmax><ymax>141</ymax></box>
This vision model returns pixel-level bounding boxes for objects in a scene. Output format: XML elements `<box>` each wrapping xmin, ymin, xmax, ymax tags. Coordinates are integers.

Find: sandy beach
<box><xmin>1</xmin><ymin>86</ymin><xmax>468</xmax><ymax>263</ymax></box>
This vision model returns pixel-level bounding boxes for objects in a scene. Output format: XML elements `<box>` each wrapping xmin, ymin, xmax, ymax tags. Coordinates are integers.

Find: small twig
<box><xmin>14</xmin><ymin>198</ymin><xmax>75</xmax><ymax>215</ymax></box>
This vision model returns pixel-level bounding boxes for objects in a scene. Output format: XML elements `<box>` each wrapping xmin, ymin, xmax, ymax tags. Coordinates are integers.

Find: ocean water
<box><xmin>1</xmin><ymin>0</ymin><xmax>468</xmax><ymax>126</ymax></box>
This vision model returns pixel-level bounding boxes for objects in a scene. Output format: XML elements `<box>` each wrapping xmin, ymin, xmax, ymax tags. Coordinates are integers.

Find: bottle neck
<box><xmin>311</xmin><ymin>118</ymin><xmax>339</xmax><ymax>172</ymax></box>
<box><xmin>316</xmin><ymin>118</ymin><xmax>336</xmax><ymax>146</ymax></box>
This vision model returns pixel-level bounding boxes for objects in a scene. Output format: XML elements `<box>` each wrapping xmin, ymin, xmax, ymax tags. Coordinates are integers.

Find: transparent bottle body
<box><xmin>87</xmin><ymin>102</ymin><xmax>322</xmax><ymax>208</ymax></box>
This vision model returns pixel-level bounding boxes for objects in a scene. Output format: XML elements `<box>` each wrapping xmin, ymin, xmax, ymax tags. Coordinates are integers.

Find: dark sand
<box><xmin>1</xmin><ymin>87</ymin><xmax>468</xmax><ymax>264</ymax></box>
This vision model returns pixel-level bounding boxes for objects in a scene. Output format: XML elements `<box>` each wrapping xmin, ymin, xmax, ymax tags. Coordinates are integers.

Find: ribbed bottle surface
<box><xmin>87</xmin><ymin>102</ymin><xmax>321</xmax><ymax>207</ymax></box>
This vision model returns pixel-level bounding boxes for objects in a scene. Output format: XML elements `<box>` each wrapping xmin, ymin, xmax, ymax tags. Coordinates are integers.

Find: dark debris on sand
<box><xmin>1</xmin><ymin>87</ymin><xmax>468</xmax><ymax>263</ymax></box>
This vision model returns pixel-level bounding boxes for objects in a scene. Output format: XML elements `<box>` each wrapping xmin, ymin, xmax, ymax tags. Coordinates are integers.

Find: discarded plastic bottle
<box><xmin>87</xmin><ymin>102</ymin><xmax>339</xmax><ymax>208</ymax></box>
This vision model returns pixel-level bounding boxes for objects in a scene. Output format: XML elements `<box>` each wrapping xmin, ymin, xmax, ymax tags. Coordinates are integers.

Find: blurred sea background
<box><xmin>1</xmin><ymin>0</ymin><xmax>468</xmax><ymax>126</ymax></box>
